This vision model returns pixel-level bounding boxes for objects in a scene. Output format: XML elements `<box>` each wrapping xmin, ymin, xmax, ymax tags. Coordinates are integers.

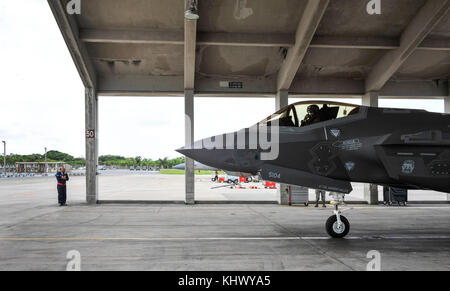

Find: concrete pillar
<box><xmin>276</xmin><ymin>90</ymin><xmax>290</xmax><ymax>205</ymax></box>
<box><xmin>362</xmin><ymin>91</ymin><xmax>379</xmax><ymax>205</ymax></box>
<box><xmin>445</xmin><ymin>96</ymin><xmax>450</xmax><ymax>114</ymax></box>
<box><xmin>275</xmin><ymin>90</ymin><xmax>289</xmax><ymax>111</ymax></box>
<box><xmin>85</xmin><ymin>87</ymin><xmax>98</xmax><ymax>204</ymax></box>
<box><xmin>185</xmin><ymin>90</ymin><xmax>195</xmax><ymax>205</ymax></box>
<box><xmin>446</xmin><ymin>83</ymin><xmax>450</xmax><ymax>200</ymax></box>
<box><xmin>362</xmin><ymin>91</ymin><xmax>379</xmax><ymax>107</ymax></box>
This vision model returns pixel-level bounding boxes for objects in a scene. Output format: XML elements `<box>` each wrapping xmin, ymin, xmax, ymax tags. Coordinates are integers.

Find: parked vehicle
<box><xmin>130</xmin><ymin>166</ymin><xmax>134</xmax><ymax>171</ymax></box>
<box><xmin>226</xmin><ymin>174</ymin><xmax>240</xmax><ymax>185</ymax></box>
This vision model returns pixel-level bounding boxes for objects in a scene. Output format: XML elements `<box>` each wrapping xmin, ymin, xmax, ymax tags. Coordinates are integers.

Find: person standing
<box><xmin>56</xmin><ymin>165</ymin><xmax>69</xmax><ymax>206</ymax></box>
<box><xmin>315</xmin><ymin>189</ymin><xmax>326</xmax><ymax>207</ymax></box>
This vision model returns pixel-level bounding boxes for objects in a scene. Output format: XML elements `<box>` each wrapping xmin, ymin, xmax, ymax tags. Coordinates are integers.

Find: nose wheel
<box><xmin>326</xmin><ymin>214</ymin><xmax>349</xmax><ymax>238</ymax></box>
<box><xmin>325</xmin><ymin>193</ymin><xmax>351</xmax><ymax>238</ymax></box>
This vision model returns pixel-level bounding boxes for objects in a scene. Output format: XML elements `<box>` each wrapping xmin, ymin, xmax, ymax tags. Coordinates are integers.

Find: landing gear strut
<box><xmin>325</xmin><ymin>193</ymin><xmax>351</xmax><ymax>238</ymax></box>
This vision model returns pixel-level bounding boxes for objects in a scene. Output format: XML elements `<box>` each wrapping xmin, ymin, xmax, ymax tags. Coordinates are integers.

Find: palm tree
<box><xmin>162</xmin><ymin>157</ymin><xmax>169</xmax><ymax>169</ymax></box>
<box><xmin>135</xmin><ymin>156</ymin><xmax>142</xmax><ymax>165</ymax></box>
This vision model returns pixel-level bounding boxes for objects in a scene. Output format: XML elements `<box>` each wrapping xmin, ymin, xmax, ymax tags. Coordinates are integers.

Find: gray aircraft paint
<box><xmin>178</xmin><ymin>101</ymin><xmax>450</xmax><ymax>194</ymax></box>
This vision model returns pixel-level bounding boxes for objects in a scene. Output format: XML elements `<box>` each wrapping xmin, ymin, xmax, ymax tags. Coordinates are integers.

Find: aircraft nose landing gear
<box><xmin>325</xmin><ymin>193</ymin><xmax>351</xmax><ymax>238</ymax></box>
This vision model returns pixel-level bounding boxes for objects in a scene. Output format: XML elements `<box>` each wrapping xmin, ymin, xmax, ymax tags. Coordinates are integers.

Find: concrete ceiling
<box><xmin>49</xmin><ymin>0</ymin><xmax>450</xmax><ymax>97</ymax></box>
<box><xmin>77</xmin><ymin>0</ymin><xmax>185</xmax><ymax>30</ymax></box>
<box><xmin>197</xmin><ymin>0</ymin><xmax>307</xmax><ymax>34</ymax></box>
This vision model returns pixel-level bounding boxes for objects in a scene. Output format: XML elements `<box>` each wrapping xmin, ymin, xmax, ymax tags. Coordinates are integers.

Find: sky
<box><xmin>0</xmin><ymin>0</ymin><xmax>445</xmax><ymax>160</ymax></box>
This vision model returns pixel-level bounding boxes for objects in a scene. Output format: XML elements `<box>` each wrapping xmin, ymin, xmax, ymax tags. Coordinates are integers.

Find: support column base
<box><xmin>185</xmin><ymin>193</ymin><xmax>195</xmax><ymax>205</ymax></box>
<box><xmin>185</xmin><ymin>157</ymin><xmax>195</xmax><ymax>205</ymax></box>
<box><xmin>364</xmin><ymin>184</ymin><xmax>379</xmax><ymax>205</ymax></box>
<box><xmin>86</xmin><ymin>195</ymin><xmax>97</xmax><ymax>205</ymax></box>
<box><xmin>278</xmin><ymin>184</ymin><xmax>289</xmax><ymax>205</ymax></box>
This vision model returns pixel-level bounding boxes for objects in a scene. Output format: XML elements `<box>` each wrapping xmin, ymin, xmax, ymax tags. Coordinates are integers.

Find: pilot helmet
<box><xmin>307</xmin><ymin>105</ymin><xmax>320</xmax><ymax>115</ymax></box>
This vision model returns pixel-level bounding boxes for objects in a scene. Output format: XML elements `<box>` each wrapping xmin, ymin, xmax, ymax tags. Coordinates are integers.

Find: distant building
<box><xmin>15</xmin><ymin>162</ymin><xmax>71</xmax><ymax>174</ymax></box>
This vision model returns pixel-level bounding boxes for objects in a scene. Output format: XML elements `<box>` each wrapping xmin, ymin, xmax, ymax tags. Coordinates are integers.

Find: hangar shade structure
<box><xmin>48</xmin><ymin>0</ymin><xmax>450</xmax><ymax>204</ymax></box>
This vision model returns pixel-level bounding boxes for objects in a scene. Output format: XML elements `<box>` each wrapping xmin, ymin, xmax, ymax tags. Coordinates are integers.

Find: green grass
<box><xmin>159</xmin><ymin>169</ymin><xmax>214</xmax><ymax>175</ymax></box>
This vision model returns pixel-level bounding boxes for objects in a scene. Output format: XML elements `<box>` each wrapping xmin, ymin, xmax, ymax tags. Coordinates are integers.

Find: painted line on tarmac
<box><xmin>0</xmin><ymin>235</ymin><xmax>449</xmax><ymax>242</ymax></box>
<box><xmin>301</xmin><ymin>235</ymin><xmax>450</xmax><ymax>240</ymax></box>
<box><xmin>0</xmin><ymin>237</ymin><xmax>302</xmax><ymax>242</ymax></box>
<box><xmin>12</xmin><ymin>193</ymin><xmax>34</xmax><ymax>198</ymax></box>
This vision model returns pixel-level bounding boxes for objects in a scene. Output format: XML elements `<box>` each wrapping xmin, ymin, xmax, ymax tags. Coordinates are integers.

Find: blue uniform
<box><xmin>56</xmin><ymin>171</ymin><xmax>69</xmax><ymax>205</ymax></box>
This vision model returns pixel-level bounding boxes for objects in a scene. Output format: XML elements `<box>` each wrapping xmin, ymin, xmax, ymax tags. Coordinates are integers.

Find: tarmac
<box><xmin>0</xmin><ymin>171</ymin><xmax>449</xmax><ymax>271</ymax></box>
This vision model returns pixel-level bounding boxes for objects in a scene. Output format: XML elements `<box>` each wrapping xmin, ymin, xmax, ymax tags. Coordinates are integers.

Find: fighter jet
<box><xmin>177</xmin><ymin>100</ymin><xmax>450</xmax><ymax>238</ymax></box>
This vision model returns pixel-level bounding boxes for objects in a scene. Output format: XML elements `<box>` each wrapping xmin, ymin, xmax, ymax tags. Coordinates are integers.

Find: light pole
<box><xmin>2</xmin><ymin>141</ymin><xmax>5</xmax><ymax>175</ymax></box>
<box><xmin>44</xmin><ymin>147</ymin><xmax>48</xmax><ymax>173</ymax></box>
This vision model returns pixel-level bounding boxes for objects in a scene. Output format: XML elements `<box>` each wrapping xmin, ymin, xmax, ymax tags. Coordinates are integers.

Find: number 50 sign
<box><xmin>86</xmin><ymin>130</ymin><xmax>95</xmax><ymax>139</ymax></box>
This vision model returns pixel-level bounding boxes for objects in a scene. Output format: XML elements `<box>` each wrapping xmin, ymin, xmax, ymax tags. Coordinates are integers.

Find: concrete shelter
<box><xmin>48</xmin><ymin>0</ymin><xmax>450</xmax><ymax>204</ymax></box>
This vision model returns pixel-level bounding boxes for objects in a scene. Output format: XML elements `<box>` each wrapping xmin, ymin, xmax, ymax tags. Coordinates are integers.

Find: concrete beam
<box><xmin>312</xmin><ymin>35</ymin><xmax>450</xmax><ymax>51</ymax></box>
<box><xmin>85</xmin><ymin>88</ymin><xmax>98</xmax><ymax>204</ymax></box>
<box><xmin>47</xmin><ymin>0</ymin><xmax>96</xmax><ymax>88</ymax></box>
<box><xmin>276</xmin><ymin>90</ymin><xmax>289</xmax><ymax>110</ymax></box>
<box><xmin>80</xmin><ymin>29</ymin><xmax>450</xmax><ymax>51</ymax></box>
<box><xmin>277</xmin><ymin>0</ymin><xmax>329</xmax><ymax>91</ymax></box>
<box><xmin>80</xmin><ymin>29</ymin><xmax>291</xmax><ymax>47</ymax></box>
<box><xmin>198</xmin><ymin>32</ymin><xmax>293</xmax><ymax>47</ymax></box>
<box><xmin>185</xmin><ymin>90</ymin><xmax>195</xmax><ymax>205</ymax></box>
<box><xmin>419</xmin><ymin>36</ymin><xmax>450</xmax><ymax>51</ymax></box>
<box><xmin>362</xmin><ymin>91</ymin><xmax>379</xmax><ymax>107</ymax></box>
<box><xmin>446</xmin><ymin>80</ymin><xmax>450</xmax><ymax>113</ymax></box>
<box><xmin>366</xmin><ymin>0</ymin><xmax>450</xmax><ymax>92</ymax></box>
<box><xmin>446</xmin><ymin>96</ymin><xmax>450</xmax><ymax>113</ymax></box>
<box><xmin>97</xmin><ymin>75</ymin><xmax>448</xmax><ymax>99</ymax></box>
<box><xmin>80</xmin><ymin>28</ymin><xmax>184</xmax><ymax>45</ymax></box>
<box><xmin>379</xmin><ymin>79</ymin><xmax>449</xmax><ymax>98</ymax></box>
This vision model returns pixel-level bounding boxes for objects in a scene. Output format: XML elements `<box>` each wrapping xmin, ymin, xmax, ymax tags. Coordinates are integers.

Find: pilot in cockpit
<box><xmin>301</xmin><ymin>105</ymin><xmax>321</xmax><ymax>126</ymax></box>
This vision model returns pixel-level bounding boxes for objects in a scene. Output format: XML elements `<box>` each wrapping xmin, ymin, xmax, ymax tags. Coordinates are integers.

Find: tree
<box><xmin>46</xmin><ymin>150</ymin><xmax>74</xmax><ymax>162</ymax></box>
<box><xmin>135</xmin><ymin>156</ymin><xmax>142</xmax><ymax>165</ymax></box>
<box><xmin>99</xmin><ymin>155</ymin><xmax>125</xmax><ymax>163</ymax></box>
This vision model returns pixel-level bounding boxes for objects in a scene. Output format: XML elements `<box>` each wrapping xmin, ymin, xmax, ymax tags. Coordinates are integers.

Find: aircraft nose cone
<box><xmin>176</xmin><ymin>146</ymin><xmax>209</xmax><ymax>164</ymax></box>
<box><xmin>176</xmin><ymin>147</ymin><xmax>187</xmax><ymax>155</ymax></box>
<box><xmin>176</xmin><ymin>140</ymin><xmax>234</xmax><ymax>171</ymax></box>
<box><xmin>176</xmin><ymin>141</ymin><xmax>260</xmax><ymax>175</ymax></box>
<box><xmin>176</xmin><ymin>146</ymin><xmax>198</xmax><ymax>159</ymax></box>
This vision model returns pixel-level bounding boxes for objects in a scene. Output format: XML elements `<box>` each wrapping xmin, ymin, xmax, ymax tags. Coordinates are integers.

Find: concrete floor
<box><xmin>2</xmin><ymin>170</ymin><xmax>447</xmax><ymax>202</ymax></box>
<box><xmin>0</xmin><ymin>172</ymin><xmax>449</xmax><ymax>271</ymax></box>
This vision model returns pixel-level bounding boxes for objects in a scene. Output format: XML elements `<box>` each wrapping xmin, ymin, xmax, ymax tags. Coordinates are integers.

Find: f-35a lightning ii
<box><xmin>177</xmin><ymin>100</ymin><xmax>450</xmax><ymax>238</ymax></box>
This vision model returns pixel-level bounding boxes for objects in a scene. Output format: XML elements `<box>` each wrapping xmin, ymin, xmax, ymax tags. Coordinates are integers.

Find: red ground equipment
<box><xmin>264</xmin><ymin>181</ymin><xmax>276</xmax><ymax>189</ymax></box>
